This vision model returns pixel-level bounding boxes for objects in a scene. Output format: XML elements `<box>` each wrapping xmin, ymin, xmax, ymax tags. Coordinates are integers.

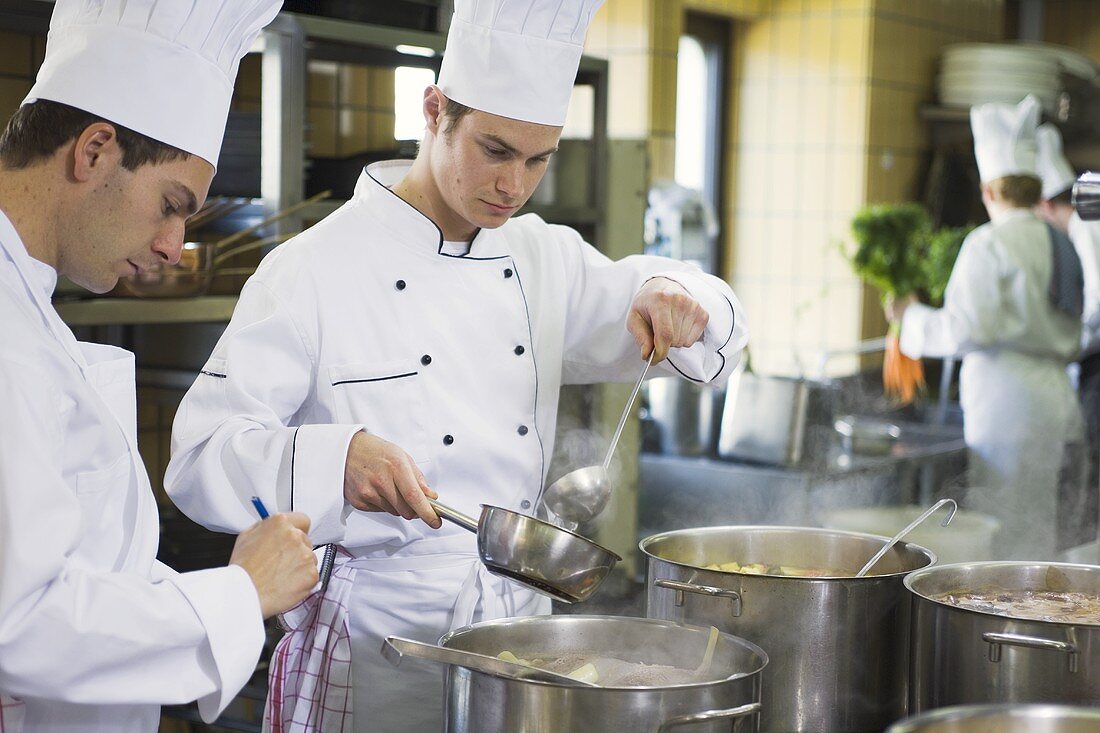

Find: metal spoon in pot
<box><xmin>540</xmin><ymin>351</ymin><xmax>656</xmax><ymax>525</ymax></box>
<box><xmin>856</xmin><ymin>498</ymin><xmax>958</xmax><ymax>577</ymax></box>
<box><xmin>382</xmin><ymin>636</ymin><xmax>600</xmax><ymax>687</ymax></box>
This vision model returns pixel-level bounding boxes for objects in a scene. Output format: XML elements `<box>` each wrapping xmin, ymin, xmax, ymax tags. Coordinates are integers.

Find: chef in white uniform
<box><xmin>0</xmin><ymin>3</ymin><xmax>321</xmax><ymax>732</ymax></box>
<box><xmin>165</xmin><ymin>0</ymin><xmax>748</xmax><ymax>730</ymax></box>
<box><xmin>1035</xmin><ymin>122</ymin><xmax>1100</xmax><ymax>547</ymax></box>
<box><xmin>889</xmin><ymin>96</ymin><xmax>1084</xmax><ymax>560</ymax></box>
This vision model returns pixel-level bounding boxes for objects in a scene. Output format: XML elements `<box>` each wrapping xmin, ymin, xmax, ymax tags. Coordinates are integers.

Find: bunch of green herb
<box><xmin>845</xmin><ymin>203</ymin><xmax>931</xmax><ymax>299</ymax></box>
<box><xmin>922</xmin><ymin>225</ymin><xmax>972</xmax><ymax>306</ymax></box>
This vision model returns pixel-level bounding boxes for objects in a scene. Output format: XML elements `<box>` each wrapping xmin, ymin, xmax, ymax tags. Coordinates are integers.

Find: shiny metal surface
<box><xmin>834</xmin><ymin>414</ymin><xmax>902</xmax><ymax>456</ymax></box>
<box><xmin>642</xmin><ymin>525</ymin><xmax>935</xmax><ymax>733</ymax></box>
<box><xmin>438</xmin><ymin>615</ymin><xmax>767</xmax><ymax>733</ymax></box>
<box><xmin>117</xmin><ymin>241</ymin><xmax>215</xmax><ymax>298</ymax></box>
<box><xmin>857</xmin><ymin>499</ymin><xmax>956</xmax><ymax>577</ymax></box>
<box><xmin>542</xmin><ymin>352</ymin><xmax>653</xmax><ymax>524</ymax></box>
<box><xmin>905</xmin><ymin>562</ymin><xmax>1100</xmax><ymax>712</ymax></box>
<box><xmin>429</xmin><ymin>500</ymin><xmax>621</xmax><ymax>604</ymax></box>
<box><xmin>644</xmin><ymin>377</ymin><xmax>721</xmax><ymax>456</ymax></box>
<box><xmin>382</xmin><ymin>635</ymin><xmax>598</xmax><ymax>686</ymax></box>
<box><xmin>1072</xmin><ymin>171</ymin><xmax>1100</xmax><ymax>221</ymax></box>
<box><xmin>888</xmin><ymin>704</ymin><xmax>1100</xmax><ymax>733</ymax></box>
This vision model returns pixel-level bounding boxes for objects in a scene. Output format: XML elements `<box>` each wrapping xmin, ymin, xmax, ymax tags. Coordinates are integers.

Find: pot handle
<box><xmin>658</xmin><ymin>702</ymin><xmax>761</xmax><ymax>731</ymax></box>
<box><xmin>982</xmin><ymin>631</ymin><xmax>1079</xmax><ymax>673</ymax></box>
<box><xmin>653</xmin><ymin>579</ymin><xmax>742</xmax><ymax>617</ymax></box>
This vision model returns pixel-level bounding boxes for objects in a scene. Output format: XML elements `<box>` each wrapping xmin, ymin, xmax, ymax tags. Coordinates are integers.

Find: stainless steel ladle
<box><xmin>856</xmin><ymin>498</ymin><xmax>957</xmax><ymax>577</ymax></box>
<box><xmin>540</xmin><ymin>351</ymin><xmax>655</xmax><ymax>525</ymax></box>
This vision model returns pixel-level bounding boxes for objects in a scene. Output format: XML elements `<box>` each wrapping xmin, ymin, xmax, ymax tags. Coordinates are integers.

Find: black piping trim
<box><xmin>200</xmin><ymin>370</ymin><xmax>226</xmax><ymax>379</ymax></box>
<box><xmin>290</xmin><ymin>426</ymin><xmax>301</xmax><ymax>511</ymax></box>
<box><xmin>511</xmin><ymin>261</ymin><xmax>546</xmax><ymax>488</ymax></box>
<box><xmin>364</xmin><ymin>164</ymin><xmax>514</xmax><ymax>261</ymax></box>
<box><xmin>332</xmin><ymin>371</ymin><xmax>418</xmax><ymax>386</ymax></box>
<box><xmin>666</xmin><ymin>291</ymin><xmax>737</xmax><ymax>383</ymax></box>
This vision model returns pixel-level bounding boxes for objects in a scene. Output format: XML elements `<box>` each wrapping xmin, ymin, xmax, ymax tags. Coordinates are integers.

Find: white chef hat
<box><xmin>1035</xmin><ymin>123</ymin><xmax>1077</xmax><ymax>201</ymax></box>
<box><xmin>970</xmin><ymin>94</ymin><xmax>1041</xmax><ymax>183</ymax></box>
<box><xmin>24</xmin><ymin>0</ymin><xmax>282</xmax><ymax>168</ymax></box>
<box><xmin>437</xmin><ymin>0</ymin><xmax>605</xmax><ymax>127</ymax></box>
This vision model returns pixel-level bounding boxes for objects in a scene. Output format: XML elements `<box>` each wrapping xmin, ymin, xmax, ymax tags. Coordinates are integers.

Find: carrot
<box><xmin>883</xmin><ymin>327</ymin><xmax>925</xmax><ymax>406</ymax></box>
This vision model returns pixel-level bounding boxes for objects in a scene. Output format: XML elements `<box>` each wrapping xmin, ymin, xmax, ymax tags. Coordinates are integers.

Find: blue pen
<box><xmin>251</xmin><ymin>496</ymin><xmax>270</xmax><ymax>519</ymax></box>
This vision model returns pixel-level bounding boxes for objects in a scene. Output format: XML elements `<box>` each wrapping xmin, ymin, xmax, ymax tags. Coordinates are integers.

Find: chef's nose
<box><xmin>152</xmin><ymin>218</ymin><xmax>185</xmax><ymax>265</ymax></box>
<box><xmin>496</xmin><ymin>161</ymin><xmax>524</xmax><ymax>201</ymax></box>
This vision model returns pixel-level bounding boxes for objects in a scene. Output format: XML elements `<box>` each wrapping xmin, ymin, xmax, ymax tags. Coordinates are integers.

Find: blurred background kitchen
<box><xmin>2</xmin><ymin>0</ymin><xmax>1099</xmax><ymax>729</ymax></box>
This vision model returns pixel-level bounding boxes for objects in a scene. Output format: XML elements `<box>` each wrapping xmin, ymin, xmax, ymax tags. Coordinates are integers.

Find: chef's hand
<box><xmin>230</xmin><ymin>512</ymin><xmax>318</xmax><ymax>618</ymax></box>
<box><xmin>884</xmin><ymin>293</ymin><xmax>918</xmax><ymax>323</ymax></box>
<box><xmin>343</xmin><ymin>431</ymin><xmax>441</xmax><ymax>528</ymax></box>
<box><xmin>627</xmin><ymin>277</ymin><xmax>709</xmax><ymax>363</ymax></box>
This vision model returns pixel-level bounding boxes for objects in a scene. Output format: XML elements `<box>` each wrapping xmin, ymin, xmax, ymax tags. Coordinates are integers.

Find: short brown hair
<box><xmin>0</xmin><ymin>99</ymin><xmax>190</xmax><ymax>171</ymax></box>
<box><xmin>988</xmin><ymin>175</ymin><xmax>1042</xmax><ymax>207</ymax></box>
<box><xmin>441</xmin><ymin>97</ymin><xmax>474</xmax><ymax>137</ymax></box>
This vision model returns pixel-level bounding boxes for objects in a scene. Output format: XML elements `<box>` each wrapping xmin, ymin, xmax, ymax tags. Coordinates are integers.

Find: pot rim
<box><xmin>438</xmin><ymin>614</ymin><xmax>769</xmax><ymax>690</ymax></box>
<box><xmin>639</xmin><ymin>524</ymin><xmax>937</xmax><ymax>580</ymax></box>
<box><xmin>903</xmin><ymin>560</ymin><xmax>1100</xmax><ymax>627</ymax></box>
<box><xmin>887</xmin><ymin>703</ymin><xmax>1100</xmax><ymax>732</ymax></box>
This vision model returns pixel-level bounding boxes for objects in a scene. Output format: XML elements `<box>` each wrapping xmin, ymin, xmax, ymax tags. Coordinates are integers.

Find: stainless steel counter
<box><xmin>637</xmin><ymin>420</ymin><xmax>967</xmax><ymax>545</ymax></box>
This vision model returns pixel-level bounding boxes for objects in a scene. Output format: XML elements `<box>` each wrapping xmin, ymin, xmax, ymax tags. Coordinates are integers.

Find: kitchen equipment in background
<box><xmin>1073</xmin><ymin>171</ymin><xmax>1100</xmax><ymax>221</ymax></box>
<box><xmin>381</xmin><ymin>636</ymin><xmax>598</xmax><ymax>687</ymax></box>
<box><xmin>427</xmin><ymin>499</ymin><xmax>620</xmax><ymax>604</ymax></box>
<box><xmin>540</xmin><ymin>352</ymin><xmax>654</xmax><ymax>525</ymax></box>
<box><xmin>834</xmin><ymin>414</ymin><xmax>902</xmax><ymax>455</ymax></box>
<box><xmin>717</xmin><ymin>371</ymin><xmax>836</xmax><ymax>467</ymax></box>
<box><xmin>304</xmin><ymin>144</ymin><xmax>418</xmax><ymax>199</ymax></box>
<box><xmin>644</xmin><ymin>377</ymin><xmax>723</xmax><ymax>457</ymax></box>
<box><xmin>644</xmin><ymin>181</ymin><xmax>718</xmax><ymax>274</ymax></box>
<box><xmin>888</xmin><ymin>704</ymin><xmax>1100</xmax><ymax>733</ymax></box>
<box><xmin>824</xmin><ymin>505</ymin><xmax>1000</xmax><ymax>564</ymax></box>
<box><xmin>642</xmin><ymin>525</ymin><xmax>935</xmax><ymax>733</ymax></box>
<box><xmin>116</xmin><ymin>191</ymin><xmax>330</xmax><ymax>298</ymax></box>
<box><xmin>436</xmin><ymin>615</ymin><xmax>766</xmax><ymax>733</ymax></box>
<box><xmin>938</xmin><ymin>43</ymin><xmax>1062</xmax><ymax>114</ymax></box>
<box><xmin>209</xmin><ymin>112</ymin><xmax>261</xmax><ymax>198</ymax></box>
<box><xmin>906</xmin><ymin>562</ymin><xmax>1100</xmax><ymax>713</ymax></box>
<box><xmin>856</xmin><ymin>498</ymin><xmax>957</xmax><ymax>577</ymax></box>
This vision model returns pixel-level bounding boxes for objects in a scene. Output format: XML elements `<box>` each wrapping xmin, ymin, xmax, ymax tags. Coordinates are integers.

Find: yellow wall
<box><xmin>587</xmin><ymin>0</ymin><xmax>1005</xmax><ymax>376</ymax></box>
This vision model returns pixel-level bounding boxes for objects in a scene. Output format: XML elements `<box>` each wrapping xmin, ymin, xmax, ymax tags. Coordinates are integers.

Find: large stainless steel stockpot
<box><xmin>642</xmin><ymin>525</ymin><xmax>936</xmax><ymax>733</ymax></box>
<box><xmin>438</xmin><ymin>615</ymin><xmax>767</xmax><ymax>733</ymax></box>
<box><xmin>887</xmin><ymin>704</ymin><xmax>1100</xmax><ymax>732</ymax></box>
<box><xmin>905</xmin><ymin>562</ymin><xmax>1100</xmax><ymax>712</ymax></box>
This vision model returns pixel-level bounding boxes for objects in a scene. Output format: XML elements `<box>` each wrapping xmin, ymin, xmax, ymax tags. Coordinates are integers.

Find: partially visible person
<box><xmin>887</xmin><ymin>95</ymin><xmax>1084</xmax><ymax>560</ymax></box>
<box><xmin>1036</xmin><ymin>122</ymin><xmax>1100</xmax><ymax>547</ymax></box>
<box><xmin>0</xmin><ymin>2</ymin><xmax>319</xmax><ymax>732</ymax></box>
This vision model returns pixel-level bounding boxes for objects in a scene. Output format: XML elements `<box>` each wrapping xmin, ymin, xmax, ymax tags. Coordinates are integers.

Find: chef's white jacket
<box><xmin>900</xmin><ymin>208</ymin><xmax>1083</xmax><ymax>559</ymax></box>
<box><xmin>0</xmin><ymin>210</ymin><xmax>265</xmax><ymax>733</ymax></box>
<box><xmin>1067</xmin><ymin>212</ymin><xmax>1100</xmax><ymax>360</ymax></box>
<box><xmin>165</xmin><ymin>160</ymin><xmax>747</xmax><ymax>731</ymax></box>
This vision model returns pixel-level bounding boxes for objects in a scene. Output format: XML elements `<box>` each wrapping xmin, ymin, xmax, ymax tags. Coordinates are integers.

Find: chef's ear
<box><xmin>70</xmin><ymin>122</ymin><xmax>121</xmax><ymax>183</ymax></box>
<box><xmin>423</xmin><ymin>85</ymin><xmax>446</xmax><ymax>137</ymax></box>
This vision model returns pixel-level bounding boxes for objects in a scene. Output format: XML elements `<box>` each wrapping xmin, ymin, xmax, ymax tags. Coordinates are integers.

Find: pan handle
<box><xmin>428</xmin><ymin>499</ymin><xmax>479</xmax><ymax>534</ymax></box>
<box><xmin>654</xmin><ymin>579</ymin><xmax>742</xmax><ymax>617</ymax></box>
<box><xmin>983</xmin><ymin>631</ymin><xmax>1079</xmax><ymax>672</ymax></box>
<box><xmin>658</xmin><ymin>702</ymin><xmax>761</xmax><ymax>731</ymax></box>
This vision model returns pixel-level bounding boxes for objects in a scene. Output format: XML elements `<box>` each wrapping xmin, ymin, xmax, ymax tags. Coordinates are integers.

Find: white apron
<box><xmin>960</xmin><ymin>350</ymin><xmax>1082</xmax><ymax>560</ymax></box>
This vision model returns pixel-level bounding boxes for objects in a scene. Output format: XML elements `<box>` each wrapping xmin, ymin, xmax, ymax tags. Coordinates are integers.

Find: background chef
<box><xmin>1035</xmin><ymin>122</ymin><xmax>1100</xmax><ymax>549</ymax></box>
<box><xmin>0</xmin><ymin>2</ymin><xmax>320</xmax><ymax>732</ymax></box>
<box><xmin>165</xmin><ymin>0</ymin><xmax>748</xmax><ymax>730</ymax></box>
<box><xmin>888</xmin><ymin>95</ymin><xmax>1084</xmax><ymax>561</ymax></box>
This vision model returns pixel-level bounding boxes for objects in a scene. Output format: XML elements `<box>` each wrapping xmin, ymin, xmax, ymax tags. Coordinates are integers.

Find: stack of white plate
<box><xmin>939</xmin><ymin>43</ymin><xmax>1062</xmax><ymax>113</ymax></box>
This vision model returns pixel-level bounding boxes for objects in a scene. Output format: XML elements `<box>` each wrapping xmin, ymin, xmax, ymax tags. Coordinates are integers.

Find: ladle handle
<box><xmin>428</xmin><ymin>499</ymin><xmax>479</xmax><ymax>534</ymax></box>
<box><xmin>856</xmin><ymin>498</ymin><xmax>957</xmax><ymax>577</ymax></box>
<box><xmin>382</xmin><ymin>636</ymin><xmax>598</xmax><ymax>686</ymax></box>
<box><xmin>602</xmin><ymin>351</ymin><xmax>656</xmax><ymax>471</ymax></box>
